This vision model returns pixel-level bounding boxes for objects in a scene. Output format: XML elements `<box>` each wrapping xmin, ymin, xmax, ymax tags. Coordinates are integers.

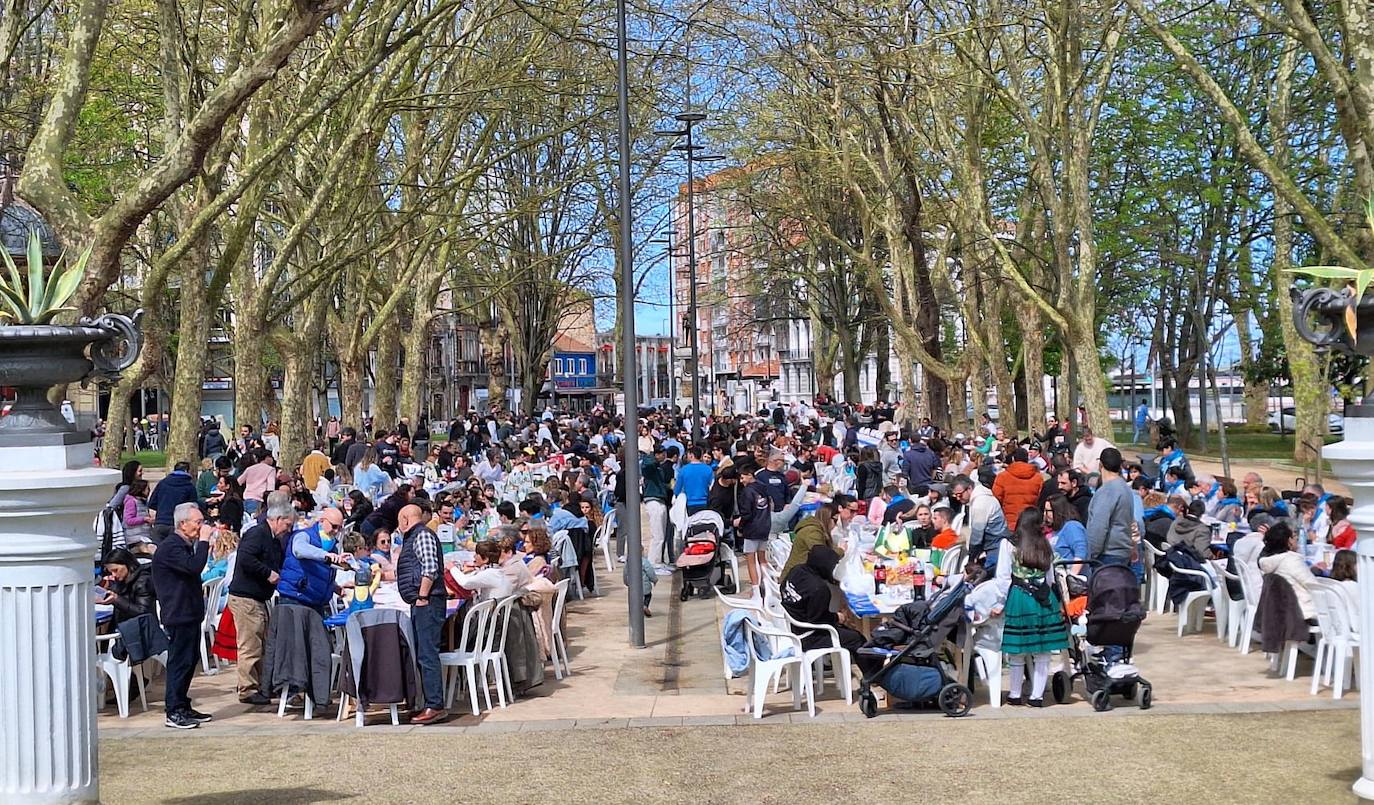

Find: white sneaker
<box><xmin>655</xmin><ymin>566</ymin><xmax>675</xmax><ymax>576</ymax></box>
<box><xmin>617</xmin><ymin>555</ymin><xmax>626</xmax><ymax>563</ymax></box>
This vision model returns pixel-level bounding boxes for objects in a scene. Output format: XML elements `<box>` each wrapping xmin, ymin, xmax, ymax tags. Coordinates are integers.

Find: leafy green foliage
<box><xmin>0</xmin><ymin>232</ymin><xmax>91</xmax><ymax>324</ymax></box>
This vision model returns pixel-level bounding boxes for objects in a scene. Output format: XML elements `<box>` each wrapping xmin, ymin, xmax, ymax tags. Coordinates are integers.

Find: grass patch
<box><xmin>119</xmin><ymin>450</ymin><xmax>167</xmax><ymax>468</ymax></box>
<box><xmin>1110</xmin><ymin>428</ymin><xmax>1339</xmax><ymax>460</ymax></box>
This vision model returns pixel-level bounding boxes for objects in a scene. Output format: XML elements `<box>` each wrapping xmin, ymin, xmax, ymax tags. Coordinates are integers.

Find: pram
<box><xmin>856</xmin><ymin>578</ymin><xmax>974</xmax><ymax>718</ymax></box>
<box><xmin>1050</xmin><ymin>560</ymin><xmax>1153</xmax><ymax>711</ymax></box>
<box><xmin>674</xmin><ymin>510</ymin><xmax>736</xmax><ymax>599</ymax></box>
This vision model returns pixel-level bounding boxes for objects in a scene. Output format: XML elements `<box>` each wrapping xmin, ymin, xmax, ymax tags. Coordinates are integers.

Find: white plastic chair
<box><xmin>200</xmin><ymin>577</ymin><xmax>227</xmax><ymax>675</ymax></box>
<box><xmin>95</xmin><ymin>634</ymin><xmax>149</xmax><ymax>718</ymax></box>
<box><xmin>548</xmin><ymin>578</ymin><xmax>572</xmax><ymax>680</ymax></box>
<box><xmin>1235</xmin><ymin>560</ymin><xmax>1264</xmax><ymax>654</ymax></box>
<box><xmin>715</xmin><ymin>587</ymin><xmax>766</xmax><ymax>682</ymax></box>
<box><xmin>782</xmin><ymin>610</ymin><xmax>853</xmax><ymax>704</ymax></box>
<box><xmin>1221</xmin><ymin>570</ymin><xmax>1248</xmax><ymax>648</ymax></box>
<box><xmin>743</xmin><ymin>619</ymin><xmax>813</xmax><ymax>718</ymax></box>
<box><xmin>1172</xmin><ymin>565</ymin><xmax>1220</xmax><ymax>637</ymax></box>
<box><xmin>440</xmin><ymin>598</ymin><xmax>495</xmax><ymax>716</ymax></box>
<box><xmin>1309</xmin><ymin>582</ymin><xmax>1359</xmax><ymax>698</ymax></box>
<box><xmin>598</xmin><ymin>510</ymin><xmax>617</xmax><ymax>573</ymax></box>
<box><xmin>479</xmin><ymin>595</ymin><xmax>518</xmax><ymax>709</ymax></box>
<box><xmin>939</xmin><ymin>544</ymin><xmax>964</xmax><ymax>578</ymax></box>
<box><xmin>719</xmin><ymin>542</ymin><xmax>742</xmax><ymax>592</ymax></box>
<box><xmin>1141</xmin><ymin>541</ymin><xmax>1170</xmax><ymax>614</ymax></box>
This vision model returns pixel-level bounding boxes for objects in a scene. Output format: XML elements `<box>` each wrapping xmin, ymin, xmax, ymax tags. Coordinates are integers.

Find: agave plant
<box><xmin>0</xmin><ymin>230</ymin><xmax>90</xmax><ymax>325</ymax></box>
<box><xmin>1287</xmin><ymin>193</ymin><xmax>1374</xmax><ymax>343</ymax></box>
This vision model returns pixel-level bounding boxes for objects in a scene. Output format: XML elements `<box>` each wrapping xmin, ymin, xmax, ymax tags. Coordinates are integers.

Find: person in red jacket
<box><xmin>993</xmin><ymin>448</ymin><xmax>1045</xmax><ymax>530</ymax></box>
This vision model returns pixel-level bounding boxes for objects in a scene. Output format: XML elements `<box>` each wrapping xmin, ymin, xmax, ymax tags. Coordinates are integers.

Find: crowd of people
<box><xmin>93</xmin><ymin>393</ymin><xmax>1360</xmax><ymax>725</ymax></box>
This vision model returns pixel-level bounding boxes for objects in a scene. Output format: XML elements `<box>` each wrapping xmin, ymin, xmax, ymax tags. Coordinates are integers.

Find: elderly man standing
<box><xmin>396</xmin><ymin>502</ymin><xmax>447</xmax><ymax>725</ymax></box>
<box><xmin>227</xmin><ymin>491</ymin><xmax>295</xmax><ymax>706</ymax></box>
<box><xmin>278</xmin><ymin>507</ymin><xmax>346</xmax><ymax>616</ymax></box>
<box><xmin>150</xmin><ymin>502</ymin><xmax>213</xmax><ymax>729</ymax></box>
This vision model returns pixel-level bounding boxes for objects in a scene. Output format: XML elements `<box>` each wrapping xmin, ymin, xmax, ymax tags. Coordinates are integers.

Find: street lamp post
<box><xmin>614</xmin><ymin>0</ymin><xmax>644</xmax><ymax>648</ymax></box>
<box><xmin>655</xmin><ymin>118</ymin><xmax>723</xmax><ymax>446</ymax></box>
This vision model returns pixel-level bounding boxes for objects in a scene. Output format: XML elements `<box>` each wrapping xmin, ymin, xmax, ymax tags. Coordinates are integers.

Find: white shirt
<box><xmin>449</xmin><ymin>565</ymin><xmax>514</xmax><ymax>602</ymax></box>
<box><xmin>312</xmin><ymin>477</ymin><xmax>333</xmax><ymax>509</ymax></box>
<box><xmin>1072</xmin><ymin>438</ymin><xmax>1114</xmax><ymax>474</ymax></box>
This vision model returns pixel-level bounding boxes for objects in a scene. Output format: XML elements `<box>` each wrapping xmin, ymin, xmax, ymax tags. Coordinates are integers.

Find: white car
<box><xmin>1267</xmin><ymin>406</ymin><xmax>1343</xmax><ymax>435</ymax></box>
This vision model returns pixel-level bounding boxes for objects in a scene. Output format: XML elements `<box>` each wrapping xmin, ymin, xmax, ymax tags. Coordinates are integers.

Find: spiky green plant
<box><xmin>0</xmin><ymin>231</ymin><xmax>90</xmax><ymax>324</ymax></box>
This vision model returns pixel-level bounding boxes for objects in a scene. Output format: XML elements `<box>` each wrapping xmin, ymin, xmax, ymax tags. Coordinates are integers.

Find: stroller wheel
<box><xmin>1138</xmin><ymin>685</ymin><xmax>1153</xmax><ymax>710</ymax></box>
<box><xmin>938</xmin><ymin>683</ymin><xmax>973</xmax><ymax>718</ymax></box>
<box><xmin>859</xmin><ymin>690</ymin><xmax>878</xmax><ymax>719</ymax></box>
<box><xmin>720</xmin><ymin>577</ymin><xmax>737</xmax><ymax>595</ymax></box>
<box><xmin>678</xmin><ymin>586</ymin><xmax>690</xmax><ymax>601</ymax></box>
<box><xmin>1091</xmin><ymin>689</ymin><xmax>1113</xmax><ymax>712</ymax></box>
<box><xmin>1051</xmin><ymin>671</ymin><xmax>1070</xmax><ymax>704</ymax></box>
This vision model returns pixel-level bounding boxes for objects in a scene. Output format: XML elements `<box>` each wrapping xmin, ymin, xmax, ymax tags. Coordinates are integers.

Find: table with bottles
<box><xmin>844</xmin><ymin>548</ymin><xmax>945</xmax><ymax>634</ymax></box>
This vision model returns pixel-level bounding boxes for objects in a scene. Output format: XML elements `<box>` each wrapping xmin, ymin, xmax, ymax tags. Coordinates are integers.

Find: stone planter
<box><xmin>0</xmin><ymin>310</ymin><xmax>140</xmax><ymax>804</ymax></box>
<box><xmin>0</xmin><ymin>312</ymin><xmax>141</xmax><ymax>436</ymax></box>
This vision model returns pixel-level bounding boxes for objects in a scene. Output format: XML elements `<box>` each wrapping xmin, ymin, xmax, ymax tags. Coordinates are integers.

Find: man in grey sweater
<box><xmin>1085</xmin><ymin>448</ymin><xmax>1134</xmax><ymax>563</ymax></box>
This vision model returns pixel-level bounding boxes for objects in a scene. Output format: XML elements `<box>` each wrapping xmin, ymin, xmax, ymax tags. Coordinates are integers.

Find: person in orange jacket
<box><xmin>992</xmin><ymin>447</ymin><xmax>1046</xmax><ymax>530</ymax></box>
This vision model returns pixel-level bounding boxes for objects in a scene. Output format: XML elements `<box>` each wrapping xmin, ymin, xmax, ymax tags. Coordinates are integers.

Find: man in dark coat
<box><xmin>150</xmin><ymin>502</ymin><xmax>211</xmax><ymax>729</ymax></box>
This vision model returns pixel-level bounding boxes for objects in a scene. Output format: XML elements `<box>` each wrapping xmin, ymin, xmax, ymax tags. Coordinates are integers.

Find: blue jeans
<box><xmin>244</xmin><ymin>499</ymin><xmax>260</xmax><ymax>515</ymax></box>
<box><xmin>411</xmin><ymin>594</ymin><xmax>447</xmax><ymax>709</ymax></box>
<box><xmin>1132</xmin><ymin>424</ymin><xmax>1146</xmax><ymax>443</ymax></box>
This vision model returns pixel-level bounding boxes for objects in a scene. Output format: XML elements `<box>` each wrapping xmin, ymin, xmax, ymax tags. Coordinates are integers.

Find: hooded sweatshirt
<box><xmin>902</xmin><ymin>443</ymin><xmax>940</xmax><ymax>489</ymax></box>
<box><xmin>780</xmin><ymin>545</ymin><xmax>842</xmax><ymax>650</ymax></box>
<box><xmin>1166</xmin><ymin>515</ymin><xmax>1213</xmax><ymax>560</ymax></box>
<box><xmin>992</xmin><ymin>462</ymin><xmax>1043</xmax><ymax>530</ymax></box>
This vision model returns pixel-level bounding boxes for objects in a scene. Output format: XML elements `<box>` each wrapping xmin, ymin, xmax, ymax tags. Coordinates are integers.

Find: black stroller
<box><xmin>674</xmin><ymin>510</ymin><xmax>735</xmax><ymax>599</ymax></box>
<box><xmin>1050</xmin><ymin>561</ymin><xmax>1153</xmax><ymax>711</ymax></box>
<box><xmin>856</xmin><ymin>578</ymin><xmax>974</xmax><ymax>718</ymax></box>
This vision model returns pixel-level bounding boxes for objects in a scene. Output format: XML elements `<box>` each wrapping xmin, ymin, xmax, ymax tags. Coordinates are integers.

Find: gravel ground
<box><xmin>100</xmin><ymin>709</ymin><xmax>1359</xmax><ymax>804</ymax></box>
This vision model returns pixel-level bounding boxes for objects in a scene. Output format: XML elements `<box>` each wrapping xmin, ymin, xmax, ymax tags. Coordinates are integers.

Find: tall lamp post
<box><xmin>1290</xmin><ymin>287</ymin><xmax>1374</xmax><ymax>799</ymax></box>
<box><xmin>613</xmin><ymin>0</ymin><xmax>645</xmax><ymax>648</ymax></box>
<box><xmin>655</xmin><ymin>116</ymin><xmax>722</xmax><ymax>445</ymax></box>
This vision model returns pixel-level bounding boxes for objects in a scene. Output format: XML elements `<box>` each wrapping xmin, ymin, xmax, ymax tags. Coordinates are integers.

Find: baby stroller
<box><xmin>675</xmin><ymin>510</ymin><xmax>735</xmax><ymax>599</ymax></box>
<box><xmin>1050</xmin><ymin>561</ymin><xmax>1152</xmax><ymax>711</ymax></box>
<box><xmin>856</xmin><ymin>578</ymin><xmax>973</xmax><ymax>718</ymax></box>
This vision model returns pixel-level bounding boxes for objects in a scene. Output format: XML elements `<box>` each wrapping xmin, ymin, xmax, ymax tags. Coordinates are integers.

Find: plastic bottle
<box><xmin>874</xmin><ymin>564</ymin><xmax>887</xmax><ymax>595</ymax></box>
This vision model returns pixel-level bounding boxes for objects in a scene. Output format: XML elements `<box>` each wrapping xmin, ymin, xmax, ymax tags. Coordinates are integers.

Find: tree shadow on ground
<box><xmin>161</xmin><ymin>788</ymin><xmax>355</xmax><ymax>804</ymax></box>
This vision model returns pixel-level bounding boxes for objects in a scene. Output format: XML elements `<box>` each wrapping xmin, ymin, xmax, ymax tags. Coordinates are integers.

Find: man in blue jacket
<box><xmin>278</xmin><ymin>507</ymin><xmax>346</xmax><ymax>616</ymax></box>
<box><xmin>151</xmin><ymin>502</ymin><xmax>212</xmax><ymax>729</ymax></box>
<box><xmin>148</xmin><ymin>461</ymin><xmax>199</xmax><ymax>544</ymax></box>
<box><xmin>901</xmin><ymin>439</ymin><xmax>940</xmax><ymax>490</ymax></box>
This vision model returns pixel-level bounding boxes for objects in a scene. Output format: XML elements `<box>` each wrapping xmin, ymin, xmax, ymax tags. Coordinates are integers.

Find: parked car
<box><xmin>1267</xmin><ymin>406</ymin><xmax>1344</xmax><ymax>435</ymax></box>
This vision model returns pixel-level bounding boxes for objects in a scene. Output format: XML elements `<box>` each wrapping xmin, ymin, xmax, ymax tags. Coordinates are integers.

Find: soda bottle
<box><xmin>914</xmin><ymin>560</ymin><xmax>926</xmax><ymax>598</ymax></box>
<box><xmin>874</xmin><ymin>564</ymin><xmax>886</xmax><ymax>595</ymax></box>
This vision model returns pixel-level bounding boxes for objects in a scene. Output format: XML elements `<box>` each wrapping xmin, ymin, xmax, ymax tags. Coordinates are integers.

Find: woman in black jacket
<box><xmin>855</xmin><ymin>446</ymin><xmax>884</xmax><ymax>502</ymax></box>
<box><xmin>344</xmin><ymin>489</ymin><xmax>373</xmax><ymax>528</ymax></box>
<box><xmin>210</xmin><ymin>475</ymin><xmax>245</xmax><ymax>534</ymax></box>
<box><xmin>98</xmin><ymin>548</ymin><xmax>157</xmax><ymax>625</ymax></box>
